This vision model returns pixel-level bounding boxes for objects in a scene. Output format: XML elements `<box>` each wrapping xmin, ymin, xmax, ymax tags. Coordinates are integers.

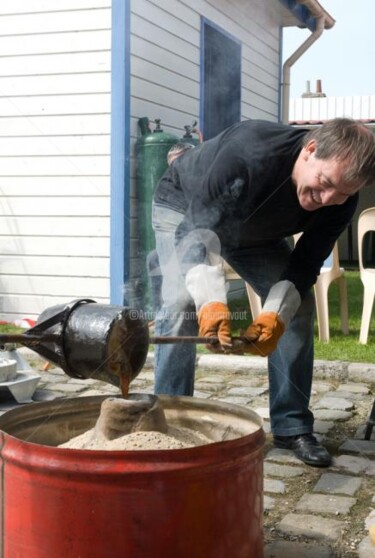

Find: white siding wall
<box><xmin>0</xmin><ymin>0</ymin><xmax>112</xmax><ymax>321</ymax></box>
<box><xmin>0</xmin><ymin>0</ymin><xmax>283</xmax><ymax>321</ymax></box>
<box><xmin>131</xmin><ymin>0</ymin><xmax>280</xmax><ymax>137</ymax></box>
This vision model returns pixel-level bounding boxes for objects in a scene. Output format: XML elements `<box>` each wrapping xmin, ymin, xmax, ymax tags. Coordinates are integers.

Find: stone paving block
<box><xmin>137</xmin><ymin>371</ymin><xmax>155</xmax><ymax>381</ymax></box>
<box><xmin>265</xmin><ymin>448</ymin><xmax>302</xmax><ymax>465</ymax></box>
<box><xmin>191</xmin><ymin>390</ymin><xmax>212</xmax><ymax>399</ymax></box>
<box><xmin>129</xmin><ymin>378</ymin><xmax>148</xmax><ymax>386</ymax></box>
<box><xmin>311</xmin><ymin>381</ymin><xmax>336</xmax><ymax>394</ymax></box>
<box><xmin>197</xmin><ymin>375</ymin><xmax>227</xmax><ymax>384</ymax></box>
<box><xmin>296</xmin><ymin>493</ymin><xmax>357</xmax><ymax>515</ymax></box>
<box><xmin>141</xmin><ymin>353</ymin><xmax>155</xmax><ymax>369</ymax></box>
<box><xmin>264</xmin><ymin>462</ymin><xmax>305</xmax><ymax>478</ymax></box>
<box><xmin>355</xmin><ymin>424</ymin><xmax>375</xmax><ymax>441</ymax></box>
<box><xmin>41</xmin><ymin>367</ymin><xmax>65</xmax><ymax>377</ymax></box>
<box><xmin>314</xmin><ymin>420</ymin><xmax>335</xmax><ymax>434</ymax></box>
<box><xmin>194</xmin><ymin>382</ymin><xmax>224</xmax><ymax>392</ymax></box>
<box><xmin>277</xmin><ymin>513</ymin><xmax>343</xmax><ymax>542</ymax></box>
<box><xmin>78</xmin><ymin>389</ymin><xmax>119</xmax><ymax>397</ymax></box>
<box><xmin>264</xmin><ymin>478</ymin><xmax>286</xmax><ymax>494</ymax></box>
<box><xmin>38</xmin><ymin>373</ymin><xmax>68</xmax><ymax>384</ymax></box>
<box><xmin>45</xmin><ymin>382</ymin><xmax>86</xmax><ymax>395</ymax></box>
<box><xmin>314</xmin><ymin>409</ymin><xmax>352</xmax><ymax>421</ymax></box>
<box><xmin>227</xmin><ymin>386</ymin><xmax>268</xmax><ymax>396</ymax></box>
<box><xmin>218</xmin><ymin>396</ymin><xmax>251</xmax><ymax>405</ymax></box>
<box><xmin>340</xmin><ymin>439</ymin><xmax>375</xmax><ymax>457</ymax></box>
<box><xmin>365</xmin><ymin>509</ymin><xmax>375</xmax><ymax>529</ymax></box>
<box><xmin>33</xmin><ymin>390</ymin><xmax>65</xmax><ymax>401</ymax></box>
<box><xmin>66</xmin><ymin>377</ymin><xmax>99</xmax><ymax>386</ymax></box>
<box><xmin>358</xmin><ymin>536</ymin><xmax>375</xmax><ymax>558</ymax></box>
<box><xmin>227</xmin><ymin>377</ymin><xmax>265</xmax><ymax>387</ymax></box>
<box><xmin>254</xmin><ymin>407</ymin><xmax>270</xmax><ymax>419</ymax></box>
<box><xmin>196</xmin><ymin>354</ymin><xmax>268</xmax><ymax>372</ymax></box>
<box><xmin>262</xmin><ymin>421</ymin><xmax>271</xmax><ymax>434</ymax></box>
<box><xmin>314</xmin><ymin>397</ymin><xmax>354</xmax><ymax>411</ymax></box>
<box><xmin>348</xmin><ymin>362</ymin><xmax>375</xmax><ymax>383</ymax></box>
<box><xmin>333</xmin><ymin>454</ymin><xmax>372</xmax><ymax>474</ymax></box>
<box><xmin>338</xmin><ymin>383</ymin><xmax>370</xmax><ymax>394</ymax></box>
<box><xmin>313</xmin><ymin>473</ymin><xmax>362</xmax><ymax>496</ymax></box>
<box><xmin>264</xmin><ymin>495</ymin><xmax>276</xmax><ymax>511</ymax></box>
<box><xmin>265</xmin><ymin>540</ymin><xmax>333</xmax><ymax>557</ymax></box>
<box><xmin>325</xmin><ymin>390</ymin><xmax>364</xmax><ymax>401</ymax></box>
<box><xmin>313</xmin><ymin>360</ymin><xmax>348</xmax><ymax>381</ymax></box>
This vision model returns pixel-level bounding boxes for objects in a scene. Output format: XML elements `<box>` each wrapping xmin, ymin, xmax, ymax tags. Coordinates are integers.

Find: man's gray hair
<box><xmin>303</xmin><ymin>118</ymin><xmax>375</xmax><ymax>187</ymax></box>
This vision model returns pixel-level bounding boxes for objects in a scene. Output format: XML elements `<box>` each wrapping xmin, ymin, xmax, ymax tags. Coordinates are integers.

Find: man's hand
<box><xmin>241</xmin><ymin>312</ymin><xmax>285</xmax><ymax>356</ymax></box>
<box><xmin>197</xmin><ymin>301</ymin><xmax>232</xmax><ymax>353</ymax></box>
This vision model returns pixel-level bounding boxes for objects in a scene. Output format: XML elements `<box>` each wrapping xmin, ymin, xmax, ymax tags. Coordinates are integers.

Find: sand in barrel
<box><xmin>59</xmin><ymin>396</ymin><xmax>212</xmax><ymax>451</ymax></box>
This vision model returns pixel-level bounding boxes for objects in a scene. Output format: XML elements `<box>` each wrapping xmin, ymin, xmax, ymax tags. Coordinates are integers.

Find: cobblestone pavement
<box><xmin>2</xmin><ymin>349</ymin><xmax>375</xmax><ymax>557</ymax></box>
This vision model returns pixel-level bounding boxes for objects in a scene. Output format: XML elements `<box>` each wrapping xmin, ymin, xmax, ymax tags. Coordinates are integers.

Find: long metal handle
<box><xmin>0</xmin><ymin>333</ymin><xmax>60</xmax><ymax>346</ymax></box>
<box><xmin>0</xmin><ymin>333</ymin><xmax>250</xmax><ymax>351</ymax></box>
<box><xmin>150</xmin><ymin>335</ymin><xmax>249</xmax><ymax>349</ymax></box>
<box><xmin>150</xmin><ymin>336</ymin><xmax>218</xmax><ymax>344</ymax></box>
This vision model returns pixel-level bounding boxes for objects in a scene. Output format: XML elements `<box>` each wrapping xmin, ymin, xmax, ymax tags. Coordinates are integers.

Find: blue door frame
<box><xmin>110</xmin><ymin>0</ymin><xmax>131</xmax><ymax>305</ymax></box>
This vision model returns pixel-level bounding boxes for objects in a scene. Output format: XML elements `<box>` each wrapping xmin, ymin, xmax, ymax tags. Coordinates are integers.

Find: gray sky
<box><xmin>283</xmin><ymin>0</ymin><xmax>375</xmax><ymax>98</ymax></box>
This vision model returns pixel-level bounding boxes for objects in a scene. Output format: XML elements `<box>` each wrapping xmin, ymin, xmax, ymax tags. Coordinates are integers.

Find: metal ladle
<box><xmin>0</xmin><ymin>299</ymin><xmax>248</xmax><ymax>389</ymax></box>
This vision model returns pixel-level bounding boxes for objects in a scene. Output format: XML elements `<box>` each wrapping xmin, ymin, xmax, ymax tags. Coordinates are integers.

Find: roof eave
<box><xmin>279</xmin><ymin>0</ymin><xmax>335</xmax><ymax>31</ymax></box>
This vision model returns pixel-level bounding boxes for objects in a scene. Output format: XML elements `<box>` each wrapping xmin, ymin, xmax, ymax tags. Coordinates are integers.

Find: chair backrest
<box><xmin>358</xmin><ymin>207</ymin><xmax>375</xmax><ymax>272</ymax></box>
<box><xmin>321</xmin><ymin>242</ymin><xmax>340</xmax><ymax>272</ymax></box>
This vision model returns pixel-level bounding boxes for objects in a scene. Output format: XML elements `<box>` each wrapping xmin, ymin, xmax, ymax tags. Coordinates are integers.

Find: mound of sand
<box><xmin>58</xmin><ymin>396</ymin><xmax>213</xmax><ymax>451</ymax></box>
<box><xmin>59</xmin><ymin>425</ymin><xmax>212</xmax><ymax>451</ymax></box>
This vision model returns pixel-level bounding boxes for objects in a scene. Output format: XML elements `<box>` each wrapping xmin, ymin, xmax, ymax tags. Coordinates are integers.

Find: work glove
<box><xmin>241</xmin><ymin>312</ymin><xmax>285</xmax><ymax>356</ymax></box>
<box><xmin>197</xmin><ymin>301</ymin><xmax>232</xmax><ymax>353</ymax></box>
<box><xmin>241</xmin><ymin>280</ymin><xmax>301</xmax><ymax>357</ymax></box>
<box><xmin>185</xmin><ymin>263</ymin><xmax>231</xmax><ymax>352</ymax></box>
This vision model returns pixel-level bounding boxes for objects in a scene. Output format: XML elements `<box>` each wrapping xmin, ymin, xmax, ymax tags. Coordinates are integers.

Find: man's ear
<box><xmin>304</xmin><ymin>139</ymin><xmax>317</xmax><ymax>158</ymax></box>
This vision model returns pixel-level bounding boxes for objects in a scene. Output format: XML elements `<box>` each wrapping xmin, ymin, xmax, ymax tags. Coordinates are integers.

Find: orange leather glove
<box><xmin>241</xmin><ymin>312</ymin><xmax>285</xmax><ymax>356</ymax></box>
<box><xmin>197</xmin><ymin>302</ymin><xmax>232</xmax><ymax>353</ymax></box>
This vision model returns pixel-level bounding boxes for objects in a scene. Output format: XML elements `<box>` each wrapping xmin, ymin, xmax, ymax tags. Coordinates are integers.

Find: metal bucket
<box><xmin>0</xmin><ymin>395</ymin><xmax>265</xmax><ymax>558</ymax></box>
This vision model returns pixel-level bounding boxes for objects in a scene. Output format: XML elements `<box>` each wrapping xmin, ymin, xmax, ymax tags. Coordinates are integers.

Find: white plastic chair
<box><xmin>293</xmin><ymin>233</ymin><xmax>349</xmax><ymax>342</ymax></box>
<box><xmin>358</xmin><ymin>207</ymin><xmax>375</xmax><ymax>344</ymax></box>
<box><xmin>313</xmin><ymin>242</ymin><xmax>349</xmax><ymax>342</ymax></box>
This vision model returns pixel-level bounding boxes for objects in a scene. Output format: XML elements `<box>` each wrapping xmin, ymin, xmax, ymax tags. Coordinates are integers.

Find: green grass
<box><xmin>0</xmin><ymin>323</ymin><xmax>23</xmax><ymax>334</ymax></box>
<box><xmin>229</xmin><ymin>270</ymin><xmax>375</xmax><ymax>363</ymax></box>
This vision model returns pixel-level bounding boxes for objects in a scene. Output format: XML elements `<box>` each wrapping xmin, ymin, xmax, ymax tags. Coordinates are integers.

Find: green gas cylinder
<box><xmin>136</xmin><ymin>117</ymin><xmax>179</xmax><ymax>257</ymax></box>
<box><xmin>135</xmin><ymin>117</ymin><xmax>179</xmax><ymax>310</ymax></box>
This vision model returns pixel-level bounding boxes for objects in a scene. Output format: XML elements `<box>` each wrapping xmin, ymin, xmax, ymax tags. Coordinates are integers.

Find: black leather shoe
<box><xmin>273</xmin><ymin>433</ymin><xmax>332</xmax><ymax>467</ymax></box>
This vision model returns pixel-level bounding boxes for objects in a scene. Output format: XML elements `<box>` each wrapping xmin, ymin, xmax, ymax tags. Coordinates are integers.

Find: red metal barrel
<box><xmin>0</xmin><ymin>395</ymin><xmax>265</xmax><ymax>558</ymax></box>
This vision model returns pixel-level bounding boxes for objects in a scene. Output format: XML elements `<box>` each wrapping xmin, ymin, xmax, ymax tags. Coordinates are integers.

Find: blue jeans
<box><xmin>152</xmin><ymin>204</ymin><xmax>315</xmax><ymax>436</ymax></box>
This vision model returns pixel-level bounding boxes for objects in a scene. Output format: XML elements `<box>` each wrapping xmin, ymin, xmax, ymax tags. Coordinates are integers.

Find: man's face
<box><xmin>292</xmin><ymin>140</ymin><xmax>360</xmax><ymax>212</ymax></box>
